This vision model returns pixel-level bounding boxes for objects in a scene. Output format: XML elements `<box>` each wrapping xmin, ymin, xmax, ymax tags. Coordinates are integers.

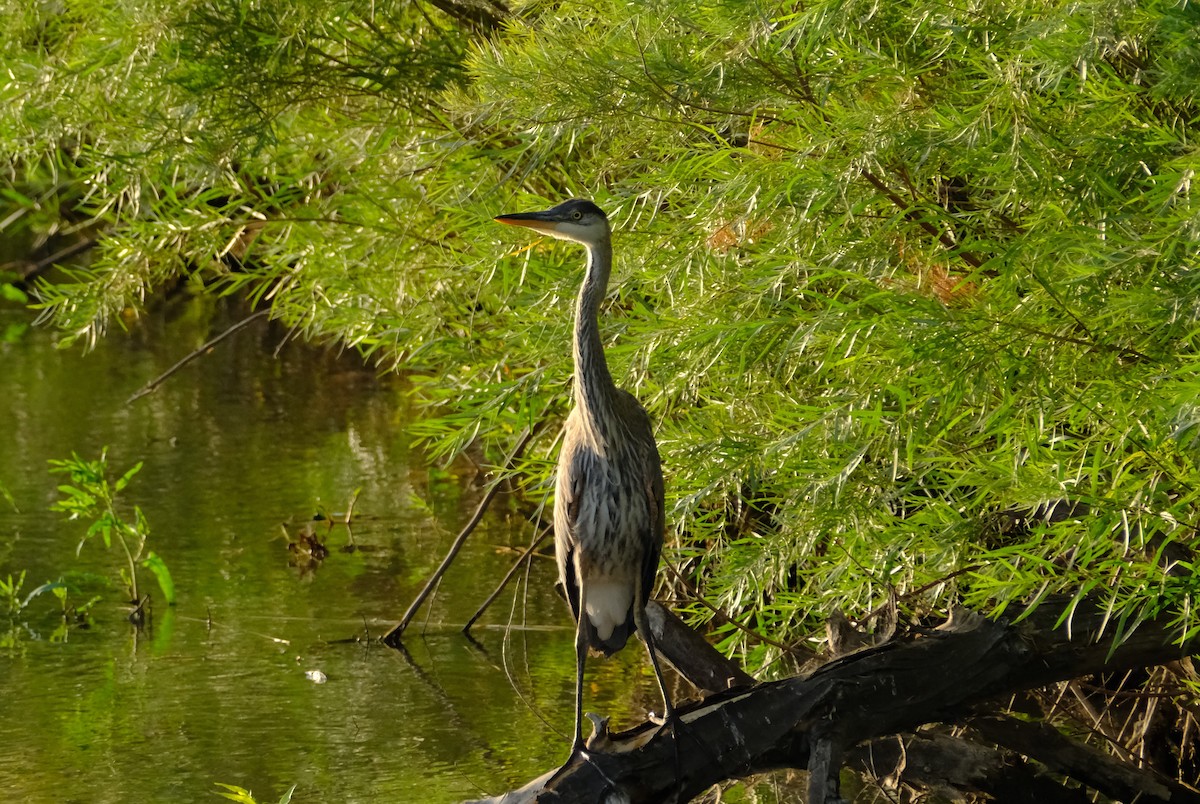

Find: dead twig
<box><xmin>383</xmin><ymin>424</ymin><xmax>540</xmax><ymax>647</ymax></box>
<box><xmin>463</xmin><ymin>524</ymin><xmax>552</xmax><ymax>636</ymax></box>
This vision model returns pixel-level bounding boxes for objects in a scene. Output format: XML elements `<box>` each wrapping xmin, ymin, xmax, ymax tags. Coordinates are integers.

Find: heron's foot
<box><xmin>558</xmin><ymin>714</ymin><xmax>614</xmax><ymax>767</ymax></box>
<box><xmin>562</xmin><ymin>745</ymin><xmax>583</xmax><ymax>769</ymax></box>
<box><xmin>551</xmin><ymin>740</ymin><xmax>603</xmax><ymax>784</ymax></box>
<box><xmin>549</xmin><ymin>738</ymin><xmax>589</xmax><ymax>786</ymax></box>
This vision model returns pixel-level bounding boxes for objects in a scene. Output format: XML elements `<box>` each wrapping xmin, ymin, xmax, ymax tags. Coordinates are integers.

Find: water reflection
<box><xmin>0</xmin><ymin>301</ymin><xmax>656</xmax><ymax>803</ymax></box>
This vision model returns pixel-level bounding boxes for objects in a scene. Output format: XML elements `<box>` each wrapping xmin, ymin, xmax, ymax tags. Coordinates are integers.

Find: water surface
<box><xmin>0</xmin><ymin>300</ymin><xmax>659</xmax><ymax>803</ymax></box>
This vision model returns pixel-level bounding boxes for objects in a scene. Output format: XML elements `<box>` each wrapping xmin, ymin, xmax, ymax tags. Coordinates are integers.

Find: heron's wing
<box><xmin>555</xmin><ymin>432</ymin><xmax>587</xmax><ymax>623</ymax></box>
<box><xmin>612</xmin><ymin>393</ymin><xmax>666</xmax><ymax>609</ymax></box>
<box><xmin>639</xmin><ymin>440</ymin><xmax>666</xmax><ymax>607</ymax></box>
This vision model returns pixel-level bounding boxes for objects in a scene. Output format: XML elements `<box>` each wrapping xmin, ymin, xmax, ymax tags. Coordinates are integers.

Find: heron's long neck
<box><xmin>573</xmin><ymin>239</ymin><xmax>616</xmax><ymax>429</ymax></box>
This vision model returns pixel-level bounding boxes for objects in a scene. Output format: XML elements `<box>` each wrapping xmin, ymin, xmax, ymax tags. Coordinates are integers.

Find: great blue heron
<box><xmin>495</xmin><ymin>198</ymin><xmax>676</xmax><ymax>758</ymax></box>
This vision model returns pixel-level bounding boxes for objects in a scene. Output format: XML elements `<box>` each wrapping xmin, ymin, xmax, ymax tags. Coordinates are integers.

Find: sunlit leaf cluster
<box><xmin>2</xmin><ymin>0</ymin><xmax>1199</xmax><ymax>673</ymax></box>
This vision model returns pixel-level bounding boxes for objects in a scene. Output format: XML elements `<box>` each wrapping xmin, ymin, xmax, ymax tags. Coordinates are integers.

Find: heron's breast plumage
<box><xmin>556</xmin><ymin>419</ymin><xmax>652</xmax><ymax>572</ymax></box>
<box><xmin>555</xmin><ymin>397</ymin><xmax>663</xmax><ymax>650</ymax></box>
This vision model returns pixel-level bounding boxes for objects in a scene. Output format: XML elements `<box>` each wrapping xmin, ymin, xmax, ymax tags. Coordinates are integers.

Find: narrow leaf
<box><xmin>142</xmin><ymin>552</ymin><xmax>176</xmax><ymax>605</ymax></box>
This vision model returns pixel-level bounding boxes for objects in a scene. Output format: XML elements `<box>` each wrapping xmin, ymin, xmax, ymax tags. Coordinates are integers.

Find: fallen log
<box><xmin>470</xmin><ymin>599</ymin><xmax>1200</xmax><ymax>803</ymax></box>
<box><xmin>847</xmin><ymin>731</ymin><xmax>1096</xmax><ymax>804</ymax></box>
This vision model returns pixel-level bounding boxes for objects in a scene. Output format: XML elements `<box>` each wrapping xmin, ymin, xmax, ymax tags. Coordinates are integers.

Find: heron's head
<box><xmin>494</xmin><ymin>198</ymin><xmax>610</xmax><ymax>248</ymax></box>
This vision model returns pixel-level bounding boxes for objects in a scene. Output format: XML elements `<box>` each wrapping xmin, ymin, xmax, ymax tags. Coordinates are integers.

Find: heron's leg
<box><xmin>570</xmin><ymin>586</ymin><xmax>588</xmax><ymax>757</ymax></box>
<box><xmin>633</xmin><ymin>581</ymin><xmax>682</xmax><ymax>797</ymax></box>
<box><xmin>632</xmin><ymin>577</ymin><xmax>675</xmax><ymax>724</ymax></box>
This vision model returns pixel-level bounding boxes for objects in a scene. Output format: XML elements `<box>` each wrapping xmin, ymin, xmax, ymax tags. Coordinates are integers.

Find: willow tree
<box><xmin>3</xmin><ymin>0</ymin><xmax>1200</xmax><ymax>799</ymax></box>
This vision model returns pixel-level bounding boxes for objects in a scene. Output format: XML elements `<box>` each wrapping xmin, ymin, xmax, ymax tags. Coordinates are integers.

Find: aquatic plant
<box><xmin>49</xmin><ymin>449</ymin><xmax>175</xmax><ymax>622</ymax></box>
<box><xmin>214</xmin><ymin>782</ymin><xmax>295</xmax><ymax>804</ymax></box>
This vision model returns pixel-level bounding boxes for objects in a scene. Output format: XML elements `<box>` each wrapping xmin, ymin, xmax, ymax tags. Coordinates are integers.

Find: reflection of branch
<box><xmin>383</xmin><ymin>424</ymin><xmax>540</xmax><ymax>647</ymax></box>
<box><xmin>125</xmin><ymin>310</ymin><xmax>270</xmax><ymax>405</ymax></box>
<box><xmin>9</xmin><ymin>237</ymin><xmax>99</xmax><ymax>283</ymax></box>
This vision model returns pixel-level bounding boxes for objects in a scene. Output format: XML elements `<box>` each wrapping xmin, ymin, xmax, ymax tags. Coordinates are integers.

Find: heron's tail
<box><xmin>582</xmin><ymin>577</ymin><xmax>637</xmax><ymax>656</ymax></box>
<box><xmin>586</xmin><ymin>613</ymin><xmax>634</xmax><ymax>657</ymax></box>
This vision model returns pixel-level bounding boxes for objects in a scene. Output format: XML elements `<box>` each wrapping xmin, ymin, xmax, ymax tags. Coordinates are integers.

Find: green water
<box><xmin>0</xmin><ymin>300</ymin><xmax>658</xmax><ymax>803</ymax></box>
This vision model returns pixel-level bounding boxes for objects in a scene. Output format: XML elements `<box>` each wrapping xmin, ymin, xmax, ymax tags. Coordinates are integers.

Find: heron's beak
<box><xmin>494</xmin><ymin>210</ymin><xmax>561</xmax><ymax>235</ymax></box>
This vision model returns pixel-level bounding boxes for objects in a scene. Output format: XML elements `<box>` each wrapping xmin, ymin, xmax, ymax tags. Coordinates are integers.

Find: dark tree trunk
<box><xmin>470</xmin><ymin>599</ymin><xmax>1200</xmax><ymax>803</ymax></box>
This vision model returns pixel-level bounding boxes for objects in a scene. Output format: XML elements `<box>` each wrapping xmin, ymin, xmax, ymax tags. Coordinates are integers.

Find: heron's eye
<box><xmin>572</xmin><ymin>211</ymin><xmax>582</xmax><ymax>220</ymax></box>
